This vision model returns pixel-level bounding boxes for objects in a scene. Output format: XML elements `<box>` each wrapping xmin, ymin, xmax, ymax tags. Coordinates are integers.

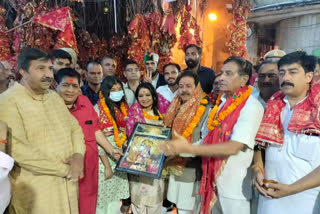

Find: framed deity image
<box><xmin>115</xmin><ymin>123</ymin><xmax>171</xmax><ymax>179</ymax></box>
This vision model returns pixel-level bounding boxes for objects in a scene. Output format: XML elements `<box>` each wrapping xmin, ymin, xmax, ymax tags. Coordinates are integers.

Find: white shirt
<box><xmin>251</xmin><ymin>88</ymin><xmax>266</xmax><ymax>109</ymax></box>
<box><xmin>0</xmin><ymin>151</ymin><xmax>14</xmax><ymax>213</ymax></box>
<box><xmin>156</xmin><ymin>85</ymin><xmax>178</xmax><ymax>102</ymax></box>
<box><xmin>122</xmin><ymin>82</ymin><xmax>136</xmax><ymax>107</ymax></box>
<box><xmin>258</xmin><ymin>97</ymin><xmax>320</xmax><ymax>214</ymax></box>
<box><xmin>201</xmin><ymin>94</ymin><xmax>264</xmax><ymax>200</ymax></box>
<box><xmin>152</xmin><ymin>73</ymin><xmax>159</xmax><ymax>89</ymax></box>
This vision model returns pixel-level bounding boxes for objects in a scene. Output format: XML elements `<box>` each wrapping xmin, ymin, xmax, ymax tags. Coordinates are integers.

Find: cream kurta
<box><xmin>0</xmin><ymin>83</ymin><xmax>85</xmax><ymax>214</ymax></box>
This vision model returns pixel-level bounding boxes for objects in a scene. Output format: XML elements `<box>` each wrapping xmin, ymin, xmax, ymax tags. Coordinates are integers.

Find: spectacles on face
<box><xmin>258</xmin><ymin>73</ymin><xmax>278</xmax><ymax>79</ymax></box>
<box><xmin>125</xmin><ymin>68</ymin><xmax>140</xmax><ymax>73</ymax></box>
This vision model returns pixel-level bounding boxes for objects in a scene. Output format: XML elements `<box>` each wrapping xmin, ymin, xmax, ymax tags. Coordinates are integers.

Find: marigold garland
<box><xmin>181</xmin><ymin>95</ymin><xmax>209</xmax><ymax>139</ymax></box>
<box><xmin>99</xmin><ymin>91</ymin><xmax>127</xmax><ymax>147</ymax></box>
<box><xmin>143</xmin><ymin>110</ymin><xmax>163</xmax><ymax>120</ymax></box>
<box><xmin>207</xmin><ymin>87</ymin><xmax>252</xmax><ymax>131</ymax></box>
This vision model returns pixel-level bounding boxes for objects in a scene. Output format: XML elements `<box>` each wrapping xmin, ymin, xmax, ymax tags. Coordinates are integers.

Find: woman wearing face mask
<box><xmin>126</xmin><ymin>82</ymin><xmax>170</xmax><ymax>214</ymax></box>
<box><xmin>95</xmin><ymin>76</ymin><xmax>130</xmax><ymax>214</ymax></box>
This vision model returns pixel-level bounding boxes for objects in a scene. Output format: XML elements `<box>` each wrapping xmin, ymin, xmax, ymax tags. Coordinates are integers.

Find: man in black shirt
<box><xmin>81</xmin><ymin>61</ymin><xmax>103</xmax><ymax>105</ymax></box>
<box><xmin>184</xmin><ymin>44</ymin><xmax>215</xmax><ymax>94</ymax></box>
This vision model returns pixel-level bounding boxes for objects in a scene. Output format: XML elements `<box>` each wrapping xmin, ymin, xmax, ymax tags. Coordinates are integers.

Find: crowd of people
<box><xmin>0</xmin><ymin>43</ymin><xmax>319</xmax><ymax>214</ymax></box>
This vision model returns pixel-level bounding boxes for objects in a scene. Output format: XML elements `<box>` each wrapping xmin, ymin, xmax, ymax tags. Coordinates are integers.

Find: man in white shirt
<box><xmin>162</xmin><ymin>56</ymin><xmax>264</xmax><ymax>213</ymax></box>
<box><xmin>0</xmin><ymin>121</ymin><xmax>14</xmax><ymax>213</ymax></box>
<box><xmin>254</xmin><ymin>51</ymin><xmax>320</xmax><ymax>214</ymax></box>
<box><xmin>156</xmin><ymin>63</ymin><xmax>180</xmax><ymax>102</ymax></box>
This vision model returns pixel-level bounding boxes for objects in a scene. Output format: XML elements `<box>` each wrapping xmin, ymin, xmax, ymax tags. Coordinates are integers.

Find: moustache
<box><xmin>180</xmin><ymin>92</ymin><xmax>190</xmax><ymax>96</ymax></box>
<box><xmin>281</xmin><ymin>81</ymin><xmax>294</xmax><ymax>88</ymax></box>
<box><xmin>41</xmin><ymin>77</ymin><xmax>53</xmax><ymax>83</ymax></box>
<box><xmin>167</xmin><ymin>78</ymin><xmax>176</xmax><ymax>81</ymax></box>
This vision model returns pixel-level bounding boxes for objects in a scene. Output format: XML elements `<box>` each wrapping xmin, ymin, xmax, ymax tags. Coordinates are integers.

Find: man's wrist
<box><xmin>290</xmin><ymin>182</ymin><xmax>302</xmax><ymax>195</ymax></box>
<box><xmin>185</xmin><ymin>143</ymin><xmax>195</xmax><ymax>154</ymax></box>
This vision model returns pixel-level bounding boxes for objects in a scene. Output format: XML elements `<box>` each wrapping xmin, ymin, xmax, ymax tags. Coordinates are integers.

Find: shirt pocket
<box><xmin>293</xmin><ymin>136</ymin><xmax>318</xmax><ymax>162</ymax></box>
<box><xmin>83</xmin><ymin>121</ymin><xmax>96</xmax><ymax>142</ymax></box>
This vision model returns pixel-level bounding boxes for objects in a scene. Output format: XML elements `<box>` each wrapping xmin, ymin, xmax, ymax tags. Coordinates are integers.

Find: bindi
<box><xmin>66</xmin><ymin>78</ymin><xmax>76</xmax><ymax>84</ymax></box>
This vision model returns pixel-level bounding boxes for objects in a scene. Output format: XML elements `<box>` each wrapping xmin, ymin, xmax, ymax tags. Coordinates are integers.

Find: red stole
<box><xmin>200</xmin><ymin>86</ymin><xmax>251</xmax><ymax>214</ymax></box>
<box><xmin>97</xmin><ymin>100</ymin><xmax>127</xmax><ymax>132</ymax></box>
<box><xmin>256</xmin><ymin>82</ymin><xmax>320</xmax><ymax>146</ymax></box>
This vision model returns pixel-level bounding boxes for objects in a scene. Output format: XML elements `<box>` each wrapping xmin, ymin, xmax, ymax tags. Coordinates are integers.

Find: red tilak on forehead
<box><xmin>67</xmin><ymin>78</ymin><xmax>76</xmax><ymax>84</ymax></box>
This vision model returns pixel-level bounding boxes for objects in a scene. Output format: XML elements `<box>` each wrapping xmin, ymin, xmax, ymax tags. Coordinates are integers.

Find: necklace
<box><xmin>143</xmin><ymin>109</ymin><xmax>163</xmax><ymax>120</ymax></box>
<box><xmin>207</xmin><ymin>87</ymin><xmax>252</xmax><ymax>131</ymax></box>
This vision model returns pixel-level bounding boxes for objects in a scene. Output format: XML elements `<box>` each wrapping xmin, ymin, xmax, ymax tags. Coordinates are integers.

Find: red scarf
<box><xmin>256</xmin><ymin>82</ymin><xmax>320</xmax><ymax>146</ymax></box>
<box><xmin>200</xmin><ymin>86</ymin><xmax>251</xmax><ymax>214</ymax></box>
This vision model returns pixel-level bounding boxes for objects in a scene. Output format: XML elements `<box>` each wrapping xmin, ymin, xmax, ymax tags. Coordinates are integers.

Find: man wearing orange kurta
<box><xmin>0</xmin><ymin>48</ymin><xmax>86</xmax><ymax>214</ymax></box>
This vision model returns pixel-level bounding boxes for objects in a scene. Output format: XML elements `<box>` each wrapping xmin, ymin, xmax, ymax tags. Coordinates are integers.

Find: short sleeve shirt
<box><xmin>201</xmin><ymin>94</ymin><xmax>264</xmax><ymax>200</ymax></box>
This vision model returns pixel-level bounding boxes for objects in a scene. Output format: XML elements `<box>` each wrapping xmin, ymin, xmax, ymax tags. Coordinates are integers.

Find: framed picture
<box><xmin>116</xmin><ymin>123</ymin><xmax>171</xmax><ymax>179</ymax></box>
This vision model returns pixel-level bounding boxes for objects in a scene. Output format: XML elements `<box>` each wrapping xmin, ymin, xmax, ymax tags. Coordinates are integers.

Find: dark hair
<box><xmin>278</xmin><ymin>51</ymin><xmax>317</xmax><ymax>73</ymax></box>
<box><xmin>18</xmin><ymin>48</ymin><xmax>49</xmax><ymax>72</ymax></box>
<box><xmin>163</xmin><ymin>63</ymin><xmax>181</xmax><ymax>73</ymax></box>
<box><xmin>123</xmin><ymin>60</ymin><xmax>139</xmax><ymax>70</ymax></box>
<box><xmin>177</xmin><ymin>70</ymin><xmax>200</xmax><ymax>86</ymax></box>
<box><xmin>56</xmin><ymin>68</ymin><xmax>81</xmax><ymax>85</ymax></box>
<box><xmin>258</xmin><ymin>59</ymin><xmax>278</xmax><ymax>73</ymax></box>
<box><xmin>317</xmin><ymin>57</ymin><xmax>320</xmax><ymax>66</ymax></box>
<box><xmin>86</xmin><ymin>61</ymin><xmax>101</xmax><ymax>72</ymax></box>
<box><xmin>100</xmin><ymin>76</ymin><xmax>127</xmax><ymax>122</ymax></box>
<box><xmin>135</xmin><ymin>82</ymin><xmax>160</xmax><ymax>117</ymax></box>
<box><xmin>101</xmin><ymin>55</ymin><xmax>114</xmax><ymax>63</ymax></box>
<box><xmin>48</xmin><ymin>49</ymin><xmax>72</xmax><ymax>64</ymax></box>
<box><xmin>224</xmin><ymin>56</ymin><xmax>252</xmax><ymax>85</ymax></box>
<box><xmin>185</xmin><ymin>44</ymin><xmax>202</xmax><ymax>55</ymax></box>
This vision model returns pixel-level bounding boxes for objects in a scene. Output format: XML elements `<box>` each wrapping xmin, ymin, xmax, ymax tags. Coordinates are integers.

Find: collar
<box><xmin>70</xmin><ymin>95</ymin><xmax>88</xmax><ymax>112</ymax></box>
<box><xmin>283</xmin><ymin>94</ymin><xmax>308</xmax><ymax>109</ymax></box>
<box><xmin>16</xmin><ymin>83</ymin><xmax>50</xmax><ymax>101</ymax></box>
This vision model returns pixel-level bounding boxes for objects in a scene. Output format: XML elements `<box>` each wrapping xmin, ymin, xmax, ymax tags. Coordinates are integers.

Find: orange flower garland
<box><xmin>143</xmin><ymin>110</ymin><xmax>163</xmax><ymax>121</ymax></box>
<box><xmin>99</xmin><ymin>91</ymin><xmax>127</xmax><ymax>147</ymax></box>
<box><xmin>207</xmin><ymin>87</ymin><xmax>252</xmax><ymax>131</ymax></box>
<box><xmin>182</xmin><ymin>95</ymin><xmax>209</xmax><ymax>139</ymax></box>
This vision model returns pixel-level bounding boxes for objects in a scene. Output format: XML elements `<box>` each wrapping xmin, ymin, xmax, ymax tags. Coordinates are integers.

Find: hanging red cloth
<box><xmin>34</xmin><ymin>7</ymin><xmax>78</xmax><ymax>53</ymax></box>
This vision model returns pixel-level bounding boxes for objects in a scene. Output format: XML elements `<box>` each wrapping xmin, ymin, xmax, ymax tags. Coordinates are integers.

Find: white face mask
<box><xmin>109</xmin><ymin>91</ymin><xmax>124</xmax><ymax>102</ymax></box>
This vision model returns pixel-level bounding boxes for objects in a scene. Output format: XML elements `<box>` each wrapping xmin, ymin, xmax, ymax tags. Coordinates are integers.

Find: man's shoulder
<box><xmin>0</xmin><ymin>83</ymin><xmax>24</xmax><ymax>104</ymax></box>
<box><xmin>81</xmin><ymin>84</ymin><xmax>89</xmax><ymax>92</ymax></box>
<box><xmin>245</xmin><ymin>95</ymin><xmax>264</xmax><ymax>114</ymax></box>
<box><xmin>199</xmin><ymin>65</ymin><xmax>215</xmax><ymax>73</ymax></box>
<box><xmin>156</xmin><ymin>85</ymin><xmax>168</xmax><ymax>92</ymax></box>
<box><xmin>77</xmin><ymin>95</ymin><xmax>94</xmax><ymax>107</ymax></box>
<box><xmin>46</xmin><ymin>90</ymin><xmax>69</xmax><ymax>106</ymax></box>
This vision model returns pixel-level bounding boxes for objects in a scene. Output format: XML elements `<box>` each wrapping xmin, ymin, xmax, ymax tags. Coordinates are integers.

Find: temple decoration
<box><xmin>225</xmin><ymin>0</ymin><xmax>251</xmax><ymax>59</ymax></box>
<box><xmin>0</xmin><ymin>6</ymin><xmax>12</xmax><ymax>61</ymax></box>
<box><xmin>127</xmin><ymin>14</ymin><xmax>150</xmax><ymax>71</ymax></box>
<box><xmin>34</xmin><ymin>7</ymin><xmax>78</xmax><ymax>53</ymax></box>
<box><xmin>178</xmin><ymin>5</ymin><xmax>202</xmax><ymax>51</ymax></box>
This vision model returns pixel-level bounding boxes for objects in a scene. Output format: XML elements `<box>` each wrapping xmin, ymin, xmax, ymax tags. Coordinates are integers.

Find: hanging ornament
<box><xmin>225</xmin><ymin>0</ymin><xmax>251</xmax><ymax>59</ymax></box>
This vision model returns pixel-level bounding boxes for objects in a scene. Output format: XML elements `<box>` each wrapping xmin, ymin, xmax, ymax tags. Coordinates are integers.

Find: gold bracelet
<box><xmin>251</xmin><ymin>164</ymin><xmax>265</xmax><ymax>175</ymax></box>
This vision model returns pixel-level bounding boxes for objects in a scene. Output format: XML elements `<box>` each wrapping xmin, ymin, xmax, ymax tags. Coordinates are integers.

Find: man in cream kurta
<box><xmin>0</xmin><ymin>48</ymin><xmax>85</xmax><ymax>214</ymax></box>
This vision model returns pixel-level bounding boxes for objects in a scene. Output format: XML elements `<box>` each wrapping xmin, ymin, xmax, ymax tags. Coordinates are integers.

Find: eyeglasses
<box><xmin>258</xmin><ymin>73</ymin><xmax>278</xmax><ymax>79</ymax></box>
<box><xmin>125</xmin><ymin>68</ymin><xmax>140</xmax><ymax>73</ymax></box>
